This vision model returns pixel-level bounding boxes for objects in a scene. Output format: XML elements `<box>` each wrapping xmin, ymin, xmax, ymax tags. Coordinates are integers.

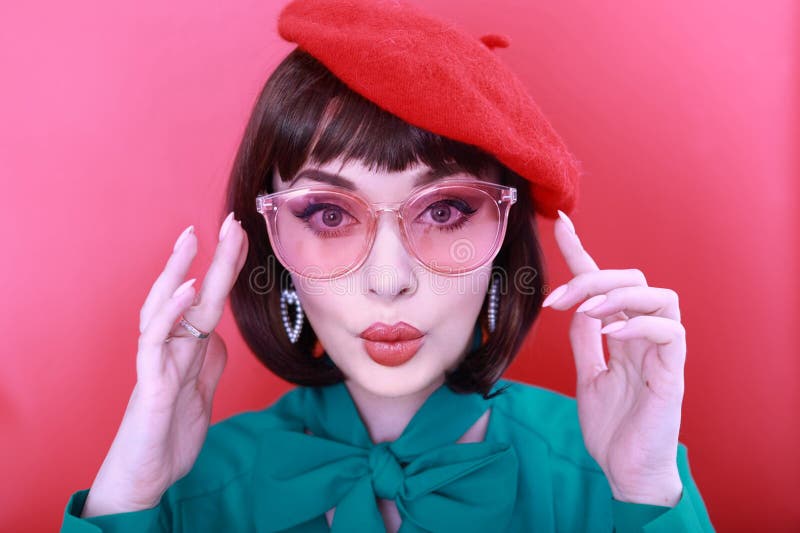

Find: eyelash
<box><xmin>293</xmin><ymin>198</ymin><xmax>477</xmax><ymax>238</ymax></box>
<box><xmin>295</xmin><ymin>203</ymin><xmax>357</xmax><ymax>238</ymax></box>
<box><xmin>417</xmin><ymin>199</ymin><xmax>477</xmax><ymax>232</ymax></box>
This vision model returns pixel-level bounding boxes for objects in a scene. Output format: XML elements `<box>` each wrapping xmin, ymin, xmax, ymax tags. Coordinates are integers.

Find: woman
<box><xmin>60</xmin><ymin>0</ymin><xmax>714</xmax><ymax>531</ymax></box>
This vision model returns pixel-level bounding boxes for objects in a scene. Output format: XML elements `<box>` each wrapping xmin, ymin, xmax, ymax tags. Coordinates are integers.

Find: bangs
<box><xmin>267</xmin><ymin>49</ymin><xmax>501</xmax><ymax>191</ymax></box>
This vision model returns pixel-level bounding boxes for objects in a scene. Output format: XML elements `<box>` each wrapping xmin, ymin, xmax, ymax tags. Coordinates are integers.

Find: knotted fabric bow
<box><xmin>252</xmin><ymin>380</ymin><xmax>519</xmax><ymax>532</ymax></box>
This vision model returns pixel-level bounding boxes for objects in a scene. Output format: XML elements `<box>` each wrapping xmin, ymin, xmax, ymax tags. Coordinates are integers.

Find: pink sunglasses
<box><xmin>256</xmin><ymin>177</ymin><xmax>517</xmax><ymax>280</ymax></box>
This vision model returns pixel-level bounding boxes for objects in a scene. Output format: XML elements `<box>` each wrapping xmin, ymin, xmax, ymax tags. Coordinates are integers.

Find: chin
<box><xmin>345</xmin><ymin>345</ymin><xmax>449</xmax><ymax>399</ymax></box>
<box><xmin>370</xmin><ymin>375</ymin><xmax>440</xmax><ymax>398</ymax></box>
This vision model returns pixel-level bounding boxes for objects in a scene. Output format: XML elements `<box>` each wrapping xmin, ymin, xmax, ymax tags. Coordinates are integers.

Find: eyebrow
<box><xmin>288</xmin><ymin>166</ymin><xmax>470</xmax><ymax>190</ymax></box>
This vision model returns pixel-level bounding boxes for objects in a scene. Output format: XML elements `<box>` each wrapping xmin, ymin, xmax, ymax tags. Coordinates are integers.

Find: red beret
<box><xmin>277</xmin><ymin>0</ymin><xmax>582</xmax><ymax>219</ymax></box>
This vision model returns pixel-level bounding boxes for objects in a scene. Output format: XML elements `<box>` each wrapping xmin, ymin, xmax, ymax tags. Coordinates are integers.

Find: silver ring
<box><xmin>175</xmin><ymin>315</ymin><xmax>211</xmax><ymax>339</ymax></box>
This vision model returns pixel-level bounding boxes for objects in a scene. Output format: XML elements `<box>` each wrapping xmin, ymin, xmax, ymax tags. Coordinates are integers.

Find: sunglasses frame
<box><xmin>255</xmin><ymin>177</ymin><xmax>517</xmax><ymax>280</ymax></box>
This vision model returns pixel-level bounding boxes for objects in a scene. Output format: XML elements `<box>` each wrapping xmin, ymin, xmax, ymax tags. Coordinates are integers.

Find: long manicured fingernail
<box><xmin>172</xmin><ymin>278</ymin><xmax>196</xmax><ymax>299</ymax></box>
<box><xmin>173</xmin><ymin>224</ymin><xmax>194</xmax><ymax>253</ymax></box>
<box><xmin>600</xmin><ymin>320</ymin><xmax>627</xmax><ymax>334</ymax></box>
<box><xmin>542</xmin><ymin>284</ymin><xmax>568</xmax><ymax>307</ymax></box>
<box><xmin>577</xmin><ymin>294</ymin><xmax>607</xmax><ymax>313</ymax></box>
<box><xmin>219</xmin><ymin>211</ymin><xmax>235</xmax><ymax>241</ymax></box>
<box><xmin>557</xmin><ymin>209</ymin><xmax>576</xmax><ymax>236</ymax></box>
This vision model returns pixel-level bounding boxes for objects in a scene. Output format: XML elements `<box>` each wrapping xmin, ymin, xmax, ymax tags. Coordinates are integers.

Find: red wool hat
<box><xmin>277</xmin><ymin>0</ymin><xmax>582</xmax><ymax>218</ymax></box>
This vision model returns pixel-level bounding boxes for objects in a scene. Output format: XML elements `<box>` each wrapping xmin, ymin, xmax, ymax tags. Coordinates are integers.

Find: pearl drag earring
<box><xmin>487</xmin><ymin>277</ymin><xmax>500</xmax><ymax>333</ymax></box>
<box><xmin>280</xmin><ymin>287</ymin><xmax>304</xmax><ymax>343</ymax></box>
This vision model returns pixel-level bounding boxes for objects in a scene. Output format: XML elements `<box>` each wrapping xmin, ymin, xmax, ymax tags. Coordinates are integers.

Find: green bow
<box><xmin>252</xmin><ymin>380</ymin><xmax>519</xmax><ymax>532</ymax></box>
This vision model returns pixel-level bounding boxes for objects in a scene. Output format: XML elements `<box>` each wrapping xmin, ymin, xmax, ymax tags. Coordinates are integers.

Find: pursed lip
<box><xmin>359</xmin><ymin>321</ymin><xmax>424</xmax><ymax>342</ymax></box>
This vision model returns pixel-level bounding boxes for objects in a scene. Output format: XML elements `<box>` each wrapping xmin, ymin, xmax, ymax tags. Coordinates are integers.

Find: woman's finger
<box><xmin>196</xmin><ymin>332</ymin><xmax>228</xmax><ymax>409</ymax></box>
<box><xmin>180</xmin><ymin>212</ymin><xmax>245</xmax><ymax>336</ymax></box>
<box><xmin>234</xmin><ymin>223</ymin><xmax>249</xmax><ymax>275</ymax></box>
<box><xmin>550</xmin><ymin>214</ymin><xmax>631</xmax><ymax>324</ymax></box>
<box><xmin>543</xmin><ymin>268</ymin><xmax>649</xmax><ymax>311</ymax></box>
<box><xmin>552</xmin><ymin>211</ymin><xmax>599</xmax><ymax>277</ymax></box>
<box><xmin>601</xmin><ymin>315</ymin><xmax>687</xmax><ymax>376</ymax></box>
<box><xmin>569</xmin><ymin>311</ymin><xmax>607</xmax><ymax>387</ymax></box>
<box><xmin>137</xmin><ymin>278</ymin><xmax>197</xmax><ymax>385</ymax></box>
<box><xmin>552</xmin><ymin>211</ymin><xmax>622</xmax><ymax>386</ymax></box>
<box><xmin>578</xmin><ymin>286</ymin><xmax>681</xmax><ymax>322</ymax></box>
<box><xmin>139</xmin><ymin>225</ymin><xmax>198</xmax><ymax>334</ymax></box>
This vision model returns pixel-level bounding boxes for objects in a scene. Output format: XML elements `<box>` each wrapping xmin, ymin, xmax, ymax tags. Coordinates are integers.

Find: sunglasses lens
<box><xmin>268</xmin><ymin>184</ymin><xmax>506</xmax><ymax>278</ymax></box>
<box><xmin>404</xmin><ymin>185</ymin><xmax>501</xmax><ymax>274</ymax></box>
<box><xmin>274</xmin><ymin>190</ymin><xmax>371</xmax><ymax>278</ymax></box>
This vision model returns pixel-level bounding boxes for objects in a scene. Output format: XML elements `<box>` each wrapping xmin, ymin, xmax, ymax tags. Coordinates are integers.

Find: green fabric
<box><xmin>60</xmin><ymin>377</ymin><xmax>716</xmax><ymax>532</ymax></box>
<box><xmin>252</xmin><ymin>379</ymin><xmax>518</xmax><ymax>532</ymax></box>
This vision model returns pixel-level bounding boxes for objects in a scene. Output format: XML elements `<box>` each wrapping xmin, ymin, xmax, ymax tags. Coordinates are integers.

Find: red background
<box><xmin>1</xmin><ymin>1</ymin><xmax>797</xmax><ymax>531</ymax></box>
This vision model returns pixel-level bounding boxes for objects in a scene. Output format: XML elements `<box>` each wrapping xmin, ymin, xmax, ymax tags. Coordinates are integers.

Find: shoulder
<box><xmin>170</xmin><ymin>385</ymin><xmax>307</xmax><ymax>501</ymax></box>
<box><xmin>490</xmin><ymin>377</ymin><xmax>601</xmax><ymax>472</ymax></box>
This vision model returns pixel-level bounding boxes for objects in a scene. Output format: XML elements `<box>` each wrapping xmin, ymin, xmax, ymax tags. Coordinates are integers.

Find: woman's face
<box><xmin>272</xmin><ymin>157</ymin><xmax>499</xmax><ymax>399</ymax></box>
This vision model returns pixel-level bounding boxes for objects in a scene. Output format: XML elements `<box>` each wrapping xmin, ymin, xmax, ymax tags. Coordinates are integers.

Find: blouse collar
<box><xmin>252</xmin><ymin>378</ymin><xmax>520</xmax><ymax>532</ymax></box>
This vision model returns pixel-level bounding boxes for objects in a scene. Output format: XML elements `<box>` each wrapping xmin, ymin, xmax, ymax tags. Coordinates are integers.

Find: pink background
<box><xmin>1</xmin><ymin>1</ymin><xmax>797</xmax><ymax>531</ymax></box>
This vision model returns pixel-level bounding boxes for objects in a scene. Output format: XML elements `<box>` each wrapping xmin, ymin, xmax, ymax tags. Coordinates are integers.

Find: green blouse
<box><xmin>60</xmin><ymin>377</ymin><xmax>715</xmax><ymax>532</ymax></box>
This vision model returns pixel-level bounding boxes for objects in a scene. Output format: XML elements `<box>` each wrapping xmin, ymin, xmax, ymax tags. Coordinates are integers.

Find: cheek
<box><xmin>432</xmin><ymin>291</ymin><xmax>484</xmax><ymax>317</ymax></box>
<box><xmin>294</xmin><ymin>281</ymin><xmax>361</xmax><ymax>340</ymax></box>
<box><xmin>430</xmin><ymin>269</ymin><xmax>492</xmax><ymax>308</ymax></box>
<box><xmin>295</xmin><ymin>290</ymin><xmax>338</xmax><ymax>326</ymax></box>
<box><xmin>425</xmin><ymin>273</ymin><xmax>491</xmax><ymax>330</ymax></box>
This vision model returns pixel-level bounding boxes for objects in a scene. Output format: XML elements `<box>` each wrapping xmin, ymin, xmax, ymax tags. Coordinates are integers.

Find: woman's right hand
<box><xmin>81</xmin><ymin>211</ymin><xmax>249</xmax><ymax>517</ymax></box>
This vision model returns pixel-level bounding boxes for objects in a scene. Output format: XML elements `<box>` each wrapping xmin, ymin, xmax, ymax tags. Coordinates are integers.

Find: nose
<box><xmin>361</xmin><ymin>210</ymin><xmax>418</xmax><ymax>299</ymax></box>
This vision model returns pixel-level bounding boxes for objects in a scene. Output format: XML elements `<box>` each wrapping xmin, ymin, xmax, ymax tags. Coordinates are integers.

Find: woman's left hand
<box><xmin>542</xmin><ymin>210</ymin><xmax>685</xmax><ymax>507</ymax></box>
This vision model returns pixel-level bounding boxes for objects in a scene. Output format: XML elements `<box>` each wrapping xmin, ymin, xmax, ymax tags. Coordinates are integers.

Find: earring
<box><xmin>280</xmin><ymin>287</ymin><xmax>304</xmax><ymax>343</ymax></box>
<box><xmin>471</xmin><ymin>277</ymin><xmax>499</xmax><ymax>352</ymax></box>
<box><xmin>487</xmin><ymin>277</ymin><xmax>500</xmax><ymax>333</ymax></box>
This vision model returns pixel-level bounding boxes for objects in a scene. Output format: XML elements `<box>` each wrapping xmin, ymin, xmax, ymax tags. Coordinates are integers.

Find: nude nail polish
<box><xmin>172</xmin><ymin>278</ymin><xmax>197</xmax><ymax>299</ymax></box>
<box><xmin>577</xmin><ymin>294</ymin><xmax>607</xmax><ymax>313</ymax></box>
<box><xmin>219</xmin><ymin>211</ymin><xmax>235</xmax><ymax>241</ymax></box>
<box><xmin>600</xmin><ymin>320</ymin><xmax>627</xmax><ymax>334</ymax></box>
<box><xmin>542</xmin><ymin>284</ymin><xmax>568</xmax><ymax>307</ymax></box>
<box><xmin>173</xmin><ymin>225</ymin><xmax>194</xmax><ymax>253</ymax></box>
<box><xmin>557</xmin><ymin>210</ymin><xmax>577</xmax><ymax>236</ymax></box>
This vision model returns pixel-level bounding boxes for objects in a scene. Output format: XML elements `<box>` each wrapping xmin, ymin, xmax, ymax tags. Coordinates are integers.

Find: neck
<box><xmin>343</xmin><ymin>376</ymin><xmax>446</xmax><ymax>443</ymax></box>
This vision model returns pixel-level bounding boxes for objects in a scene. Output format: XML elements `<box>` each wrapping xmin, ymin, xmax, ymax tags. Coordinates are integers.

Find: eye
<box><xmin>429</xmin><ymin>202</ymin><xmax>453</xmax><ymax>223</ymax></box>
<box><xmin>293</xmin><ymin>202</ymin><xmax>359</xmax><ymax>237</ymax></box>
<box><xmin>419</xmin><ymin>198</ymin><xmax>477</xmax><ymax>229</ymax></box>
<box><xmin>317</xmin><ymin>205</ymin><xmax>345</xmax><ymax>227</ymax></box>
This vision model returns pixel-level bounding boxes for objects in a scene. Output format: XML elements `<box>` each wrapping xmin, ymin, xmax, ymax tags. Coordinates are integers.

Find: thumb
<box><xmin>197</xmin><ymin>331</ymin><xmax>228</xmax><ymax>408</ymax></box>
<box><xmin>569</xmin><ymin>310</ymin><xmax>607</xmax><ymax>387</ymax></box>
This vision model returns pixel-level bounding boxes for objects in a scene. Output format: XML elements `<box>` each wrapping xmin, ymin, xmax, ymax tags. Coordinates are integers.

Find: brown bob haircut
<box><xmin>224</xmin><ymin>48</ymin><xmax>548</xmax><ymax>398</ymax></box>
